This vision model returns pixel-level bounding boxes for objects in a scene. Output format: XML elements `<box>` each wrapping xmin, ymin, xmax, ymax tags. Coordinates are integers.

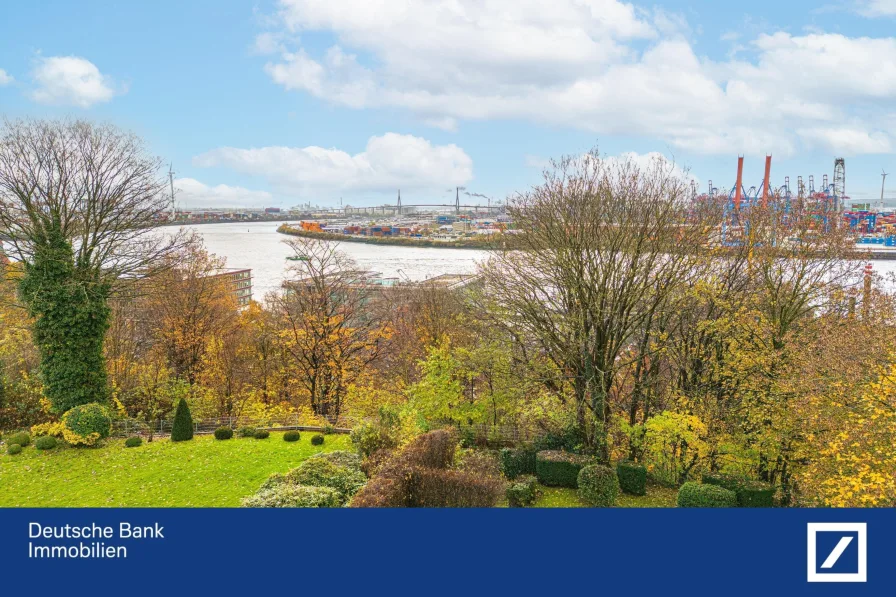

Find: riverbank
<box><xmin>277</xmin><ymin>224</ymin><xmax>501</xmax><ymax>250</ymax></box>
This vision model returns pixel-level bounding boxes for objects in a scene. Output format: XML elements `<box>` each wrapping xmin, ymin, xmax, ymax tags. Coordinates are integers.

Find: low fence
<box><xmin>111</xmin><ymin>415</ymin><xmax>353</xmax><ymax>438</ymax></box>
<box><xmin>454</xmin><ymin>423</ymin><xmax>542</xmax><ymax>447</ymax></box>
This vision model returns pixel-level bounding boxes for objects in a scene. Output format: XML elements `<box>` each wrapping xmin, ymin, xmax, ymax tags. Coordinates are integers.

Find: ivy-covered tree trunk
<box><xmin>18</xmin><ymin>224</ymin><xmax>111</xmax><ymax>414</ymax></box>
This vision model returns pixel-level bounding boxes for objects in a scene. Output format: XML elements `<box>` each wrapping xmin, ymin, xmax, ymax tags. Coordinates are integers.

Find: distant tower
<box><xmin>168</xmin><ymin>163</ymin><xmax>176</xmax><ymax>216</ymax></box>
<box><xmin>833</xmin><ymin>158</ymin><xmax>845</xmax><ymax>211</ymax></box>
<box><xmin>397</xmin><ymin>189</ymin><xmax>402</xmax><ymax>215</ymax></box>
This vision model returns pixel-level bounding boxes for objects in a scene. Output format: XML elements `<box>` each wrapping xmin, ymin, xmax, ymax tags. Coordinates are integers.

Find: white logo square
<box><xmin>807</xmin><ymin>522</ymin><xmax>867</xmax><ymax>583</ymax></box>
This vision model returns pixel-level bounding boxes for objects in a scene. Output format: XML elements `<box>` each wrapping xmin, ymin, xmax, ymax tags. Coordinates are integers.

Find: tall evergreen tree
<box><xmin>170</xmin><ymin>398</ymin><xmax>194</xmax><ymax>442</ymax></box>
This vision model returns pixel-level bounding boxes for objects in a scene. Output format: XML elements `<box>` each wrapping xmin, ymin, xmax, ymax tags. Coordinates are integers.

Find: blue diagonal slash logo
<box><xmin>807</xmin><ymin>523</ymin><xmax>867</xmax><ymax>582</ymax></box>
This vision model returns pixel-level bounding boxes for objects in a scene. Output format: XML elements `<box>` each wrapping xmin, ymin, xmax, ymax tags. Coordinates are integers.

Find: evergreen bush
<box><xmin>35</xmin><ymin>435</ymin><xmax>57</xmax><ymax>450</ymax></box>
<box><xmin>124</xmin><ymin>436</ymin><xmax>142</xmax><ymax>448</ymax></box>
<box><xmin>506</xmin><ymin>475</ymin><xmax>539</xmax><ymax>507</ymax></box>
<box><xmin>170</xmin><ymin>399</ymin><xmax>193</xmax><ymax>442</ymax></box>
<box><xmin>214</xmin><ymin>426</ymin><xmax>233</xmax><ymax>440</ymax></box>
<box><xmin>62</xmin><ymin>403</ymin><xmax>111</xmax><ymax>446</ymax></box>
<box><xmin>253</xmin><ymin>429</ymin><xmax>270</xmax><ymax>439</ymax></box>
<box><xmin>283</xmin><ymin>430</ymin><xmax>300</xmax><ymax>442</ymax></box>
<box><xmin>535</xmin><ymin>450</ymin><xmax>594</xmax><ymax>487</ymax></box>
<box><xmin>616</xmin><ymin>461</ymin><xmax>647</xmax><ymax>496</ymax></box>
<box><xmin>7</xmin><ymin>443</ymin><xmax>22</xmax><ymax>455</ymax></box>
<box><xmin>677</xmin><ymin>482</ymin><xmax>737</xmax><ymax>507</ymax></box>
<box><xmin>238</xmin><ymin>426</ymin><xmax>256</xmax><ymax>438</ymax></box>
<box><xmin>577</xmin><ymin>464</ymin><xmax>619</xmax><ymax>506</ymax></box>
<box><xmin>500</xmin><ymin>447</ymin><xmax>537</xmax><ymax>480</ymax></box>
<box><xmin>6</xmin><ymin>432</ymin><xmax>30</xmax><ymax>447</ymax></box>
<box><xmin>309</xmin><ymin>450</ymin><xmax>363</xmax><ymax>471</ymax></box>
<box><xmin>242</xmin><ymin>484</ymin><xmax>342</xmax><ymax>508</ymax></box>
<box><xmin>311</xmin><ymin>434</ymin><xmax>324</xmax><ymax>446</ymax></box>
<box><xmin>702</xmin><ymin>474</ymin><xmax>775</xmax><ymax>507</ymax></box>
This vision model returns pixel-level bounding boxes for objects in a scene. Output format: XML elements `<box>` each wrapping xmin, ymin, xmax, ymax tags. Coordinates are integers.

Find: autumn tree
<box><xmin>272</xmin><ymin>237</ymin><xmax>390</xmax><ymax>419</ymax></box>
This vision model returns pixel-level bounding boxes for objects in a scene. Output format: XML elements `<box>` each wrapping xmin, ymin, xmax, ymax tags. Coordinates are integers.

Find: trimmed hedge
<box><xmin>702</xmin><ymin>473</ymin><xmax>775</xmax><ymax>507</ymax></box>
<box><xmin>239</xmin><ymin>426</ymin><xmax>257</xmax><ymax>438</ymax></box>
<box><xmin>242</xmin><ymin>484</ymin><xmax>342</xmax><ymax>508</ymax></box>
<box><xmin>507</xmin><ymin>475</ymin><xmax>538</xmax><ymax>507</ymax></box>
<box><xmin>500</xmin><ymin>447</ymin><xmax>537</xmax><ymax>480</ymax></box>
<box><xmin>6</xmin><ymin>432</ymin><xmax>30</xmax><ymax>447</ymax></box>
<box><xmin>7</xmin><ymin>443</ymin><xmax>22</xmax><ymax>455</ymax></box>
<box><xmin>311</xmin><ymin>434</ymin><xmax>324</xmax><ymax>446</ymax></box>
<box><xmin>124</xmin><ymin>436</ymin><xmax>143</xmax><ymax>448</ymax></box>
<box><xmin>578</xmin><ymin>464</ymin><xmax>619</xmax><ymax>507</ymax></box>
<box><xmin>677</xmin><ymin>482</ymin><xmax>737</xmax><ymax>507</ymax></box>
<box><xmin>35</xmin><ymin>435</ymin><xmax>57</xmax><ymax>450</ymax></box>
<box><xmin>254</xmin><ymin>429</ymin><xmax>270</xmax><ymax>439</ymax></box>
<box><xmin>170</xmin><ymin>399</ymin><xmax>193</xmax><ymax>442</ymax></box>
<box><xmin>535</xmin><ymin>450</ymin><xmax>594</xmax><ymax>487</ymax></box>
<box><xmin>214</xmin><ymin>427</ymin><xmax>233</xmax><ymax>440</ymax></box>
<box><xmin>616</xmin><ymin>461</ymin><xmax>647</xmax><ymax>496</ymax></box>
<box><xmin>283</xmin><ymin>430</ymin><xmax>301</xmax><ymax>442</ymax></box>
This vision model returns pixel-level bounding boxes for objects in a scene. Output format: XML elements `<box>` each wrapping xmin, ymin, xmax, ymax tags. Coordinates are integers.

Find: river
<box><xmin>180</xmin><ymin>222</ymin><xmax>896</xmax><ymax>301</ymax></box>
<box><xmin>179</xmin><ymin>222</ymin><xmax>488</xmax><ymax>299</ymax></box>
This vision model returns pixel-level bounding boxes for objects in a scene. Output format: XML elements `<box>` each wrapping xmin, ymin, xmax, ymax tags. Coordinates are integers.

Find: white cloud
<box><xmin>174</xmin><ymin>178</ymin><xmax>273</xmax><ymax>208</ymax></box>
<box><xmin>193</xmin><ymin>133</ymin><xmax>473</xmax><ymax>194</ymax></box>
<box><xmin>0</xmin><ymin>69</ymin><xmax>13</xmax><ymax>86</ymax></box>
<box><xmin>256</xmin><ymin>1</ymin><xmax>896</xmax><ymax>156</ymax></box>
<box><xmin>855</xmin><ymin>0</ymin><xmax>896</xmax><ymax>17</ymax></box>
<box><xmin>30</xmin><ymin>56</ymin><xmax>119</xmax><ymax>108</ymax></box>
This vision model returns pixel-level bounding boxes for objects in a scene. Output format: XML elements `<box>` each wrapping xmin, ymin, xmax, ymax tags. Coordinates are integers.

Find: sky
<box><xmin>2</xmin><ymin>0</ymin><xmax>896</xmax><ymax>209</ymax></box>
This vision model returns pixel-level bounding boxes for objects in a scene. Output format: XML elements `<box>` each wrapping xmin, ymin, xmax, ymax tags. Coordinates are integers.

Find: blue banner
<box><xmin>0</xmin><ymin>508</ymin><xmax>891</xmax><ymax>595</ymax></box>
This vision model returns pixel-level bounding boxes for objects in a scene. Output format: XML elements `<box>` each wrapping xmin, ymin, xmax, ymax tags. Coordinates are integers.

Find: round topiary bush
<box><xmin>577</xmin><ymin>464</ymin><xmax>620</xmax><ymax>507</ymax></box>
<box><xmin>677</xmin><ymin>482</ymin><xmax>738</xmax><ymax>507</ymax></box>
<box><xmin>62</xmin><ymin>403</ymin><xmax>111</xmax><ymax>447</ymax></box>
<box><xmin>124</xmin><ymin>436</ymin><xmax>143</xmax><ymax>448</ymax></box>
<box><xmin>214</xmin><ymin>426</ymin><xmax>234</xmax><ymax>440</ymax></box>
<box><xmin>616</xmin><ymin>460</ymin><xmax>647</xmax><ymax>496</ymax></box>
<box><xmin>170</xmin><ymin>398</ymin><xmax>194</xmax><ymax>442</ymax></box>
<box><xmin>254</xmin><ymin>429</ymin><xmax>270</xmax><ymax>439</ymax></box>
<box><xmin>283</xmin><ymin>430</ymin><xmax>301</xmax><ymax>442</ymax></box>
<box><xmin>311</xmin><ymin>434</ymin><xmax>324</xmax><ymax>446</ymax></box>
<box><xmin>35</xmin><ymin>435</ymin><xmax>57</xmax><ymax>450</ymax></box>
<box><xmin>7</xmin><ymin>443</ymin><xmax>23</xmax><ymax>455</ymax></box>
<box><xmin>239</xmin><ymin>426</ymin><xmax>257</xmax><ymax>438</ymax></box>
<box><xmin>7</xmin><ymin>432</ymin><xmax>31</xmax><ymax>447</ymax></box>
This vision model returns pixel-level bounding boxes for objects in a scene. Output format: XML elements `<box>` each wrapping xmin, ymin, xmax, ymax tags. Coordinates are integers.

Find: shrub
<box><xmin>322</xmin><ymin>424</ymin><xmax>336</xmax><ymax>435</ymax></box>
<box><xmin>535</xmin><ymin>450</ymin><xmax>594</xmax><ymax>487</ymax></box>
<box><xmin>62</xmin><ymin>403</ymin><xmax>111</xmax><ymax>447</ymax></box>
<box><xmin>410</xmin><ymin>467</ymin><xmax>505</xmax><ymax>507</ymax></box>
<box><xmin>285</xmin><ymin>458</ymin><xmax>367</xmax><ymax>502</ymax></box>
<box><xmin>309</xmin><ymin>450</ymin><xmax>363</xmax><ymax>471</ymax></box>
<box><xmin>702</xmin><ymin>474</ymin><xmax>775</xmax><ymax>507</ymax></box>
<box><xmin>238</xmin><ymin>426</ymin><xmax>257</xmax><ymax>438</ymax></box>
<box><xmin>457</xmin><ymin>449</ymin><xmax>502</xmax><ymax>477</ymax></box>
<box><xmin>677</xmin><ymin>482</ymin><xmax>737</xmax><ymax>507</ymax></box>
<box><xmin>254</xmin><ymin>429</ymin><xmax>270</xmax><ymax>439</ymax></box>
<box><xmin>242</xmin><ymin>484</ymin><xmax>342</xmax><ymax>508</ymax></box>
<box><xmin>35</xmin><ymin>435</ymin><xmax>57</xmax><ymax>450</ymax></box>
<box><xmin>350</xmin><ymin>422</ymin><xmax>399</xmax><ymax>457</ymax></box>
<box><xmin>283</xmin><ymin>430</ymin><xmax>300</xmax><ymax>442</ymax></box>
<box><xmin>361</xmin><ymin>448</ymin><xmax>393</xmax><ymax>478</ymax></box>
<box><xmin>7</xmin><ymin>443</ymin><xmax>22</xmax><ymax>455</ymax></box>
<box><xmin>311</xmin><ymin>434</ymin><xmax>324</xmax><ymax>446</ymax></box>
<box><xmin>6</xmin><ymin>431</ymin><xmax>30</xmax><ymax>447</ymax></box>
<box><xmin>500</xmin><ymin>447</ymin><xmax>537</xmax><ymax>480</ymax></box>
<box><xmin>507</xmin><ymin>475</ymin><xmax>538</xmax><ymax>507</ymax></box>
<box><xmin>616</xmin><ymin>461</ymin><xmax>647</xmax><ymax>496</ymax></box>
<box><xmin>402</xmin><ymin>429</ymin><xmax>457</xmax><ymax>469</ymax></box>
<box><xmin>124</xmin><ymin>436</ymin><xmax>142</xmax><ymax>448</ymax></box>
<box><xmin>31</xmin><ymin>421</ymin><xmax>65</xmax><ymax>438</ymax></box>
<box><xmin>170</xmin><ymin>399</ymin><xmax>193</xmax><ymax>442</ymax></box>
<box><xmin>533</xmin><ymin>424</ymin><xmax>585</xmax><ymax>453</ymax></box>
<box><xmin>578</xmin><ymin>464</ymin><xmax>620</xmax><ymax>507</ymax></box>
<box><xmin>214</xmin><ymin>426</ymin><xmax>234</xmax><ymax>440</ymax></box>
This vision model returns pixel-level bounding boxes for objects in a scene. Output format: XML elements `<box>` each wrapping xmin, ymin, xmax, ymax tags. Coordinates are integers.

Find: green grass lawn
<box><xmin>0</xmin><ymin>432</ymin><xmax>351</xmax><ymax>507</ymax></box>
<box><xmin>531</xmin><ymin>483</ymin><xmax>678</xmax><ymax>508</ymax></box>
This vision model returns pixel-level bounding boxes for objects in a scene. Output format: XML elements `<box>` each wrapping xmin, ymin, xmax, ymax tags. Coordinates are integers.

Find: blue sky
<box><xmin>2</xmin><ymin>0</ymin><xmax>896</xmax><ymax>208</ymax></box>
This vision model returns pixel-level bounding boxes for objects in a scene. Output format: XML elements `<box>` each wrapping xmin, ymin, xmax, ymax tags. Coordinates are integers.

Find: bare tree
<box><xmin>0</xmin><ymin>119</ymin><xmax>187</xmax><ymax>412</ymax></box>
<box><xmin>480</xmin><ymin>149</ymin><xmax>719</xmax><ymax>460</ymax></box>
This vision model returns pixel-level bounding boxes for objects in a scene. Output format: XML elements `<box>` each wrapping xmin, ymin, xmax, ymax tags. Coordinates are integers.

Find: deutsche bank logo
<box><xmin>807</xmin><ymin>523</ymin><xmax>867</xmax><ymax>583</ymax></box>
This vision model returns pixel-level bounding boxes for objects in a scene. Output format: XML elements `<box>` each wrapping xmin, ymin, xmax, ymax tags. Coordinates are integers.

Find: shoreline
<box><xmin>276</xmin><ymin>224</ymin><xmax>499</xmax><ymax>250</ymax></box>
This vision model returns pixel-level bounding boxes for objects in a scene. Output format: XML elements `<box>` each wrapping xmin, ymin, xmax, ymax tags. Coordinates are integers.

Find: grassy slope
<box><xmin>0</xmin><ymin>432</ymin><xmax>350</xmax><ymax>507</ymax></box>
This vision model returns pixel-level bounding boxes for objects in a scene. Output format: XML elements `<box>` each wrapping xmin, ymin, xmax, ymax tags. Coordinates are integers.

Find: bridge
<box><xmin>345</xmin><ymin>189</ymin><xmax>505</xmax><ymax>216</ymax></box>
